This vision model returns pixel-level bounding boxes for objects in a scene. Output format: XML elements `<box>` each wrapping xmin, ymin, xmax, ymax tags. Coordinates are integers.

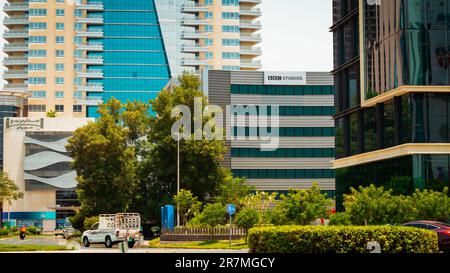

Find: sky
<box><xmin>0</xmin><ymin>0</ymin><xmax>333</xmax><ymax>88</ymax></box>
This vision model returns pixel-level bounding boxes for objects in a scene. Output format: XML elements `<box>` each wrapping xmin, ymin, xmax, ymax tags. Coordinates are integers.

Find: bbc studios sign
<box><xmin>264</xmin><ymin>71</ymin><xmax>307</xmax><ymax>86</ymax></box>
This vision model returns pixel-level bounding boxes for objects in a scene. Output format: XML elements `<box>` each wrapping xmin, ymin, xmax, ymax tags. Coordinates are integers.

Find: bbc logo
<box><xmin>367</xmin><ymin>0</ymin><xmax>381</xmax><ymax>5</ymax></box>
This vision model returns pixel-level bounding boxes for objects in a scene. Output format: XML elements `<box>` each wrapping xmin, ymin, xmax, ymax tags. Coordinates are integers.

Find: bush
<box><xmin>69</xmin><ymin>212</ymin><xmax>86</xmax><ymax>231</ymax></box>
<box><xmin>235</xmin><ymin>209</ymin><xmax>260</xmax><ymax>231</ymax></box>
<box><xmin>66</xmin><ymin>230</ymin><xmax>82</xmax><ymax>240</ymax></box>
<box><xmin>83</xmin><ymin>216</ymin><xmax>99</xmax><ymax>232</ymax></box>
<box><xmin>26</xmin><ymin>226</ymin><xmax>41</xmax><ymax>235</ymax></box>
<box><xmin>188</xmin><ymin>203</ymin><xmax>227</xmax><ymax>228</ymax></box>
<box><xmin>248</xmin><ymin>226</ymin><xmax>439</xmax><ymax>253</ymax></box>
<box><xmin>0</xmin><ymin>229</ymin><xmax>10</xmax><ymax>237</ymax></box>
<box><xmin>329</xmin><ymin>212</ymin><xmax>351</xmax><ymax>226</ymax></box>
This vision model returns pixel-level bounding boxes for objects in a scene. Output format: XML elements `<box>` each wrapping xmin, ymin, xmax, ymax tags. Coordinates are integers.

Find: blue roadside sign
<box><xmin>226</xmin><ymin>204</ymin><xmax>236</xmax><ymax>216</ymax></box>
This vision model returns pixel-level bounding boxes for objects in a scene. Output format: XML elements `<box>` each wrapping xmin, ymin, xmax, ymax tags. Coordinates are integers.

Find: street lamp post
<box><xmin>177</xmin><ymin>134</ymin><xmax>180</xmax><ymax>227</ymax></box>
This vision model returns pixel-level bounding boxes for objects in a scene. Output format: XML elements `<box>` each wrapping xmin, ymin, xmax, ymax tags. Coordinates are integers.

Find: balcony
<box><xmin>3</xmin><ymin>29</ymin><xmax>28</xmax><ymax>39</ymax></box>
<box><xmin>240</xmin><ymin>34</ymin><xmax>262</xmax><ymax>43</ymax></box>
<box><xmin>75</xmin><ymin>96</ymin><xmax>103</xmax><ymax>106</ymax></box>
<box><xmin>4</xmin><ymin>2</ymin><xmax>29</xmax><ymax>14</ymax></box>
<box><xmin>76</xmin><ymin>2</ymin><xmax>104</xmax><ymax>11</ymax></box>
<box><xmin>3</xmin><ymin>56</ymin><xmax>28</xmax><ymax>66</ymax></box>
<box><xmin>76</xmin><ymin>56</ymin><xmax>104</xmax><ymax>65</ymax></box>
<box><xmin>182</xmin><ymin>18</ymin><xmax>209</xmax><ymax>26</ymax></box>
<box><xmin>239</xmin><ymin>8</ymin><xmax>262</xmax><ymax>17</ymax></box>
<box><xmin>240</xmin><ymin>20</ymin><xmax>262</xmax><ymax>30</ymax></box>
<box><xmin>182</xmin><ymin>58</ymin><xmax>209</xmax><ymax>66</ymax></box>
<box><xmin>76</xmin><ymin>30</ymin><xmax>104</xmax><ymax>37</ymax></box>
<box><xmin>3</xmin><ymin>69</ymin><xmax>28</xmax><ymax>79</ymax></box>
<box><xmin>76</xmin><ymin>42</ymin><xmax>104</xmax><ymax>51</ymax></box>
<box><xmin>3</xmin><ymin>43</ymin><xmax>28</xmax><ymax>52</ymax></box>
<box><xmin>3</xmin><ymin>16</ymin><xmax>29</xmax><ymax>25</ymax></box>
<box><xmin>76</xmin><ymin>16</ymin><xmax>104</xmax><ymax>25</ymax></box>
<box><xmin>240</xmin><ymin>59</ymin><xmax>262</xmax><ymax>69</ymax></box>
<box><xmin>240</xmin><ymin>46</ymin><xmax>262</xmax><ymax>56</ymax></box>
<box><xmin>76</xmin><ymin>83</ymin><xmax>104</xmax><ymax>92</ymax></box>
<box><xmin>3</xmin><ymin>83</ymin><xmax>28</xmax><ymax>92</ymax></box>
<box><xmin>182</xmin><ymin>4</ymin><xmax>209</xmax><ymax>13</ymax></box>
<box><xmin>182</xmin><ymin>45</ymin><xmax>209</xmax><ymax>53</ymax></box>
<box><xmin>76</xmin><ymin>69</ymin><xmax>104</xmax><ymax>78</ymax></box>
<box><xmin>182</xmin><ymin>31</ymin><xmax>208</xmax><ymax>40</ymax></box>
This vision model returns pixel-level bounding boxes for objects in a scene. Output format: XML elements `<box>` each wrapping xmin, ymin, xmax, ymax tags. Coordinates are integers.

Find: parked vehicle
<box><xmin>402</xmin><ymin>221</ymin><xmax>450</xmax><ymax>252</ymax></box>
<box><xmin>82</xmin><ymin>213</ymin><xmax>141</xmax><ymax>248</ymax></box>
<box><xmin>55</xmin><ymin>226</ymin><xmax>79</xmax><ymax>239</ymax></box>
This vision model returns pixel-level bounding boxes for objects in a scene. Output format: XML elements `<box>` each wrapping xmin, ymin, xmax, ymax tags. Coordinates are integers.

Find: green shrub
<box><xmin>83</xmin><ymin>216</ymin><xmax>99</xmax><ymax>232</ymax></box>
<box><xmin>10</xmin><ymin>226</ymin><xmax>18</xmax><ymax>233</ymax></box>
<box><xmin>26</xmin><ymin>226</ymin><xmax>40</xmax><ymax>235</ymax></box>
<box><xmin>188</xmin><ymin>203</ymin><xmax>227</xmax><ymax>228</ymax></box>
<box><xmin>69</xmin><ymin>212</ymin><xmax>86</xmax><ymax>231</ymax></box>
<box><xmin>66</xmin><ymin>230</ymin><xmax>82</xmax><ymax>240</ymax></box>
<box><xmin>235</xmin><ymin>208</ymin><xmax>260</xmax><ymax>231</ymax></box>
<box><xmin>329</xmin><ymin>212</ymin><xmax>351</xmax><ymax>226</ymax></box>
<box><xmin>0</xmin><ymin>229</ymin><xmax>10</xmax><ymax>237</ymax></box>
<box><xmin>248</xmin><ymin>226</ymin><xmax>439</xmax><ymax>253</ymax></box>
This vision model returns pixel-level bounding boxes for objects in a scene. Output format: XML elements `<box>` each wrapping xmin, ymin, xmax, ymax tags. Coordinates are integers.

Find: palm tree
<box><xmin>46</xmin><ymin>109</ymin><xmax>57</xmax><ymax>118</ymax></box>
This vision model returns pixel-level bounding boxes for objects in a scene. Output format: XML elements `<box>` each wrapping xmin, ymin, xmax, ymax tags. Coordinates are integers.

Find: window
<box><xmin>31</xmin><ymin>91</ymin><xmax>46</xmax><ymax>98</ymax></box>
<box><xmin>205</xmin><ymin>52</ymin><xmax>213</xmax><ymax>59</ymax></box>
<box><xmin>30</xmin><ymin>9</ymin><xmax>47</xmax><ymax>16</ymax></box>
<box><xmin>222</xmin><ymin>12</ymin><xmax>239</xmax><ymax>19</ymax></box>
<box><xmin>29</xmin><ymin>22</ymin><xmax>47</xmax><ymax>30</ymax></box>
<box><xmin>55</xmin><ymin>77</ymin><xmax>64</xmax><ymax>84</ymax></box>
<box><xmin>55</xmin><ymin>91</ymin><xmax>64</xmax><ymax>98</ymax></box>
<box><xmin>73</xmin><ymin>105</ymin><xmax>82</xmax><ymax>113</ymax></box>
<box><xmin>55</xmin><ymin>105</ymin><xmax>64</xmax><ymax>112</ymax></box>
<box><xmin>56</xmin><ymin>9</ymin><xmax>65</xmax><ymax>16</ymax></box>
<box><xmin>222</xmin><ymin>39</ymin><xmax>240</xmax><ymax>46</ymax></box>
<box><xmin>222</xmin><ymin>25</ymin><xmax>239</xmax><ymax>33</ymax></box>
<box><xmin>205</xmin><ymin>12</ymin><xmax>213</xmax><ymax>19</ymax></box>
<box><xmin>56</xmin><ymin>50</ymin><xmax>64</xmax><ymax>57</ymax></box>
<box><xmin>28</xmin><ymin>105</ymin><xmax>46</xmax><ymax>112</ymax></box>
<box><xmin>29</xmin><ymin>77</ymin><xmax>46</xmax><ymax>84</ymax></box>
<box><xmin>206</xmin><ymin>39</ymin><xmax>214</xmax><ymax>45</ymax></box>
<box><xmin>56</xmin><ymin>64</ymin><xmax>64</xmax><ymax>71</ymax></box>
<box><xmin>56</xmin><ymin>36</ymin><xmax>65</xmax><ymax>43</ymax></box>
<box><xmin>29</xmin><ymin>36</ymin><xmax>47</xmax><ymax>43</ymax></box>
<box><xmin>29</xmin><ymin>63</ymin><xmax>46</xmax><ymax>70</ymax></box>
<box><xmin>223</xmin><ymin>66</ymin><xmax>240</xmax><ymax>70</ymax></box>
<box><xmin>29</xmin><ymin>50</ymin><xmax>46</xmax><ymax>57</ymax></box>
<box><xmin>222</xmin><ymin>52</ymin><xmax>240</xmax><ymax>59</ymax></box>
<box><xmin>73</xmin><ymin>91</ymin><xmax>82</xmax><ymax>98</ymax></box>
<box><xmin>205</xmin><ymin>0</ymin><xmax>213</xmax><ymax>5</ymax></box>
<box><xmin>56</xmin><ymin>23</ymin><xmax>65</xmax><ymax>30</ymax></box>
<box><xmin>205</xmin><ymin>25</ymin><xmax>213</xmax><ymax>32</ymax></box>
<box><xmin>222</xmin><ymin>0</ymin><xmax>239</xmax><ymax>5</ymax></box>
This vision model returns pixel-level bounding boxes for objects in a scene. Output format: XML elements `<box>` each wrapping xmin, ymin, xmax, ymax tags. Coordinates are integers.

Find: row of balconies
<box><xmin>3</xmin><ymin>15</ymin><xmax>29</xmax><ymax>25</ymax></box>
<box><xmin>3</xmin><ymin>83</ymin><xmax>28</xmax><ymax>92</ymax></box>
<box><xmin>4</xmin><ymin>2</ymin><xmax>29</xmax><ymax>14</ymax></box>
<box><xmin>76</xmin><ymin>1</ymin><xmax>104</xmax><ymax>11</ymax></box>
<box><xmin>3</xmin><ymin>29</ymin><xmax>28</xmax><ymax>39</ymax></box>
<box><xmin>181</xmin><ymin>58</ymin><xmax>261</xmax><ymax>69</ymax></box>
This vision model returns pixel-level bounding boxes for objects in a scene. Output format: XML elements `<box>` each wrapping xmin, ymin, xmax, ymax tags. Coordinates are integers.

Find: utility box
<box><xmin>161</xmin><ymin>205</ymin><xmax>174</xmax><ymax>232</ymax></box>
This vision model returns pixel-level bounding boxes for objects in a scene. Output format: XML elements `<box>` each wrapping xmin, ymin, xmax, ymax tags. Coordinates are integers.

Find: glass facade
<box><xmin>0</xmin><ymin>105</ymin><xmax>20</xmax><ymax>168</ymax></box>
<box><xmin>86</xmin><ymin>0</ymin><xmax>171</xmax><ymax>117</ymax></box>
<box><xmin>363</xmin><ymin>0</ymin><xmax>450</xmax><ymax>99</ymax></box>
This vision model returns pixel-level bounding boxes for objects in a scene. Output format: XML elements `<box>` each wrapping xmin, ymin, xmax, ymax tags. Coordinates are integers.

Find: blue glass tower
<box><xmin>83</xmin><ymin>0</ymin><xmax>171</xmax><ymax>117</ymax></box>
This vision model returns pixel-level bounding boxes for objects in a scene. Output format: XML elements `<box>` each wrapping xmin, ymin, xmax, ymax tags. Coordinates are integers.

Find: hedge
<box><xmin>248</xmin><ymin>226</ymin><xmax>439</xmax><ymax>253</ymax></box>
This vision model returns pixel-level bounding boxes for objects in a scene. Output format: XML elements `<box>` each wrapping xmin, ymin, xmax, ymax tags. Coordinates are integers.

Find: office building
<box><xmin>2</xmin><ymin>117</ymin><xmax>93</xmax><ymax>231</ymax></box>
<box><xmin>204</xmin><ymin>70</ymin><xmax>335</xmax><ymax>196</ymax></box>
<box><xmin>332</xmin><ymin>0</ymin><xmax>450</xmax><ymax>209</ymax></box>
<box><xmin>2</xmin><ymin>0</ymin><xmax>262</xmax><ymax>118</ymax></box>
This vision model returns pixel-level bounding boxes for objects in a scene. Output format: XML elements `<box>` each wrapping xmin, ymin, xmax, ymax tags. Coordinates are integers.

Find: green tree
<box><xmin>329</xmin><ymin>212</ymin><xmax>352</xmax><ymax>226</ymax></box>
<box><xmin>0</xmin><ymin>171</ymin><xmax>23</xmax><ymax>229</ymax></box>
<box><xmin>243</xmin><ymin>191</ymin><xmax>277</xmax><ymax>224</ymax></box>
<box><xmin>235</xmin><ymin>208</ymin><xmax>260</xmax><ymax>233</ymax></box>
<box><xmin>173</xmin><ymin>189</ymin><xmax>202</xmax><ymax>226</ymax></box>
<box><xmin>216</xmin><ymin>173</ymin><xmax>255</xmax><ymax>209</ymax></box>
<box><xmin>137</xmin><ymin>73</ymin><xmax>227</xmax><ymax>222</ymax></box>
<box><xmin>271</xmin><ymin>184</ymin><xmax>333</xmax><ymax>225</ymax></box>
<box><xmin>412</xmin><ymin>187</ymin><xmax>450</xmax><ymax>221</ymax></box>
<box><xmin>66</xmin><ymin>98</ymin><xmax>143</xmax><ymax>216</ymax></box>
<box><xmin>189</xmin><ymin>203</ymin><xmax>227</xmax><ymax>228</ymax></box>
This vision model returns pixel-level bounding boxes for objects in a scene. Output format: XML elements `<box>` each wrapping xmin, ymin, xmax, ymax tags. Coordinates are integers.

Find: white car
<box><xmin>82</xmin><ymin>213</ymin><xmax>141</xmax><ymax>248</ymax></box>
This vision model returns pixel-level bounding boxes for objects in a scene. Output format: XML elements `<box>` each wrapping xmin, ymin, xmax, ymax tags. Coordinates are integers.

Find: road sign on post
<box><xmin>226</xmin><ymin>204</ymin><xmax>236</xmax><ymax>247</ymax></box>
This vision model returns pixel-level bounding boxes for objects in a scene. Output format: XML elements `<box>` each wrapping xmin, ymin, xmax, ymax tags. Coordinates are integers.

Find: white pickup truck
<box><xmin>82</xmin><ymin>213</ymin><xmax>141</xmax><ymax>248</ymax></box>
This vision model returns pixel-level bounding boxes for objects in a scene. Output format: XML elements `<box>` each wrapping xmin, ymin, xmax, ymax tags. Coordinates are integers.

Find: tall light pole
<box><xmin>176</xmin><ymin>133</ymin><xmax>180</xmax><ymax>227</ymax></box>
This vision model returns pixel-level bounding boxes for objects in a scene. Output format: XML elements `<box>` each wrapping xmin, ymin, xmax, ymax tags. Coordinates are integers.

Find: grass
<box><xmin>148</xmin><ymin>238</ymin><xmax>249</xmax><ymax>250</ymax></box>
<box><xmin>0</xmin><ymin>244</ymin><xmax>73</xmax><ymax>252</ymax></box>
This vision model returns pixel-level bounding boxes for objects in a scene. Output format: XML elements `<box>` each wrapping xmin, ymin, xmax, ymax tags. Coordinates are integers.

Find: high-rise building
<box><xmin>2</xmin><ymin>0</ymin><xmax>262</xmax><ymax>118</ymax></box>
<box><xmin>332</xmin><ymin>0</ymin><xmax>450</xmax><ymax>209</ymax></box>
<box><xmin>204</xmin><ymin>70</ymin><xmax>336</xmax><ymax>197</ymax></box>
